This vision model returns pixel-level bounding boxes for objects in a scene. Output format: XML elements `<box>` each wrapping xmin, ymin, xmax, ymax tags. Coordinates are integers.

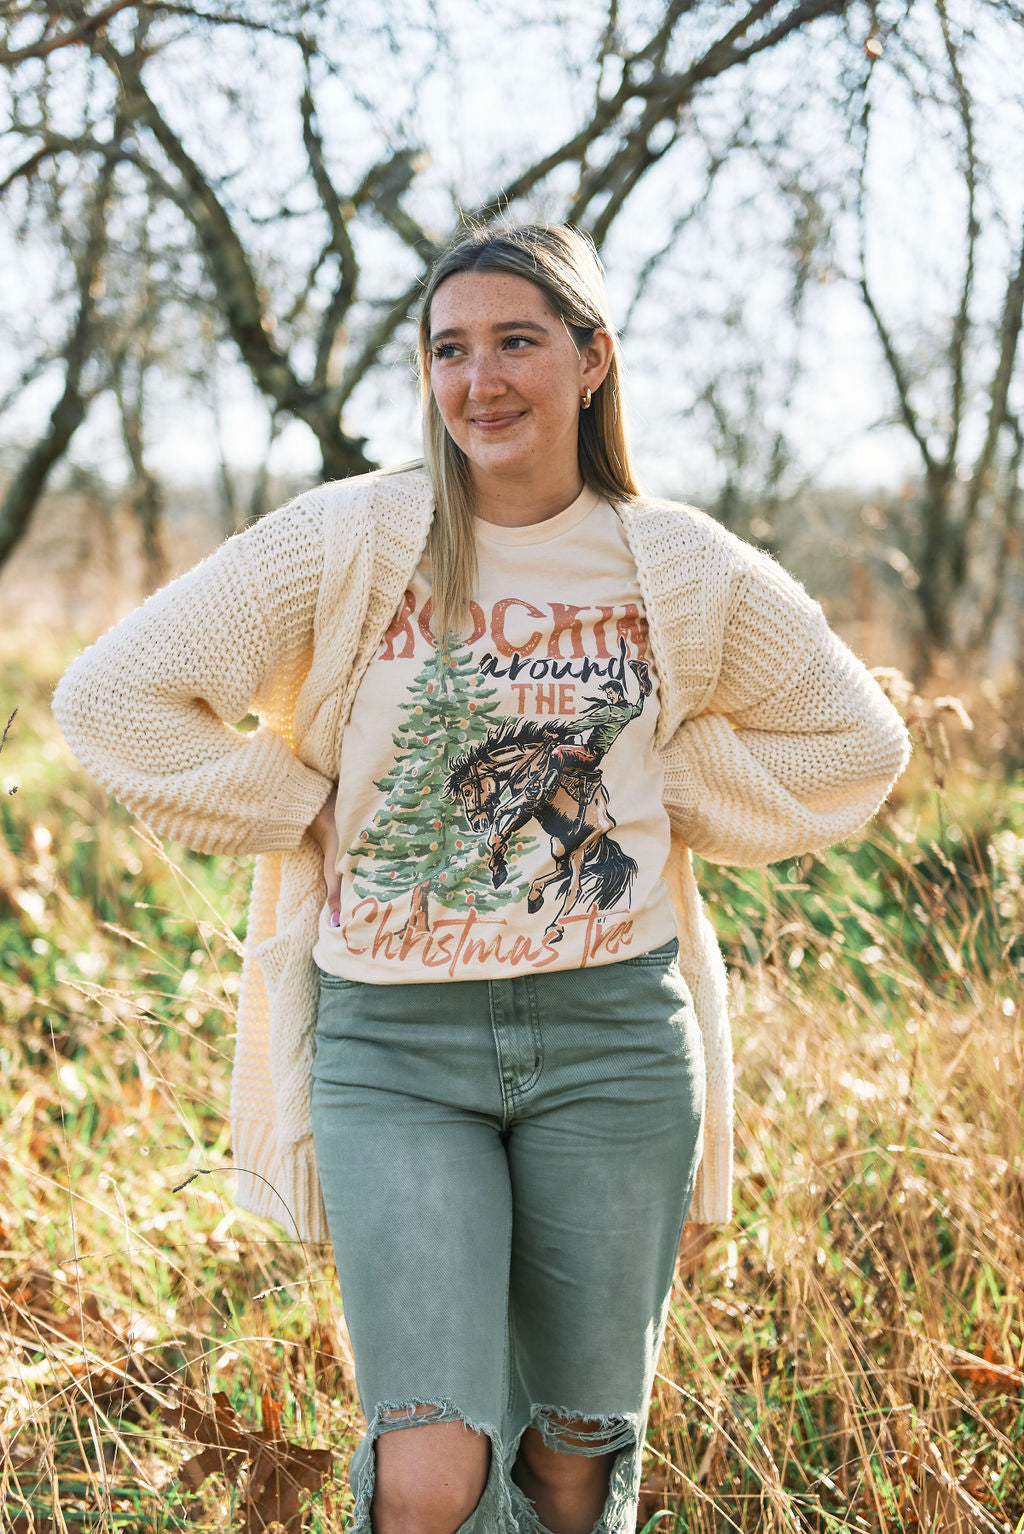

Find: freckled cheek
<box><xmin>531</xmin><ymin>375</ymin><xmax>580</xmax><ymax>435</ymax></box>
<box><xmin>534</xmin><ymin>363</ymin><xmax>579</xmax><ymax>409</ymax></box>
<box><xmin>430</xmin><ymin>378</ymin><xmax>465</xmax><ymax>431</ymax></box>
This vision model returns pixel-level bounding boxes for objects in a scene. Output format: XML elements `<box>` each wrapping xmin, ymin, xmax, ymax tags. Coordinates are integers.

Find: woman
<box><xmin>52</xmin><ymin>221</ymin><xmax>910</xmax><ymax>1534</ymax></box>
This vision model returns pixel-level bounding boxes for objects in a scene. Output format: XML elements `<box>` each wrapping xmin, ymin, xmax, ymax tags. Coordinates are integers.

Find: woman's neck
<box><xmin>470</xmin><ymin>466</ymin><xmax>586</xmax><ymax>529</ymax></box>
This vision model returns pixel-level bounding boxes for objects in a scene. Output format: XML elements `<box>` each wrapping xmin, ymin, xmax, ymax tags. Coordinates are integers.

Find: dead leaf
<box><xmin>304</xmin><ymin>1319</ymin><xmax>356</xmax><ymax>1397</ymax></box>
<box><xmin>178</xmin><ymin>1441</ymin><xmax>245</xmax><ymax>1490</ymax></box>
<box><xmin>677</xmin><ymin>1222</ymin><xmax>716</xmax><ymax>1279</ymax></box>
<box><xmin>959</xmin><ymin>1452</ymin><xmax>993</xmax><ymax>1505</ymax></box>
<box><xmin>950</xmin><ymin>1342</ymin><xmax>1023</xmax><ymax>1395</ymax></box>
<box><xmin>164</xmin><ymin>1387</ymin><xmax>332</xmax><ymax>1533</ymax></box>
<box><xmin>261</xmin><ymin>1388</ymin><xmax>283</xmax><ymax>1440</ymax></box>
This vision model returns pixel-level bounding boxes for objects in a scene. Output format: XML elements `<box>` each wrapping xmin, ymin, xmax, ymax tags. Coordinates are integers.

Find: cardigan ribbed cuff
<box><xmin>232</xmin><ymin>1121</ymin><xmax>331</xmax><ymax>1243</ymax></box>
<box><xmin>251</xmin><ymin>757</ymin><xmax>335</xmax><ymax>855</ymax></box>
<box><xmin>688</xmin><ymin>1127</ymin><xmax>732</xmax><ymax>1224</ymax></box>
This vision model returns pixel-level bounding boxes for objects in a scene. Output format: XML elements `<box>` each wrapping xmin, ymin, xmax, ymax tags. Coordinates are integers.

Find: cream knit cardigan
<box><xmin>52</xmin><ymin>465</ymin><xmax>910</xmax><ymax>1239</ymax></box>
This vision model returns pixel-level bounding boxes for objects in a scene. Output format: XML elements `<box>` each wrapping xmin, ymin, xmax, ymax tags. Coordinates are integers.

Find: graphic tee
<box><xmin>312</xmin><ymin>484</ymin><xmax>677</xmax><ymax>982</ymax></box>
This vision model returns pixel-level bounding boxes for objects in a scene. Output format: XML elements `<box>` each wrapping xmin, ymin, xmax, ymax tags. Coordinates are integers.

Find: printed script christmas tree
<box><xmin>348</xmin><ymin>637</ymin><xmax>540</xmax><ymax>936</ymax></box>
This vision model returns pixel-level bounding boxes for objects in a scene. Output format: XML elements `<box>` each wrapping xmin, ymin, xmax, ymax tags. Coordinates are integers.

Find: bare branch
<box><xmin>725</xmin><ymin>0</ymin><xmax>849</xmax><ymax>67</ymax></box>
<box><xmin>352</xmin><ymin>147</ymin><xmax>437</xmax><ymax>254</ymax></box>
<box><xmin>494</xmin><ymin>0</ymin><xmax>851</xmax><ymax>243</ymax></box>
<box><xmin>336</xmin><ymin>275</ymin><xmax>425</xmax><ymax>410</ymax></box>
<box><xmin>0</xmin><ymin>143</ymin><xmax>51</xmax><ymax>193</ymax></box>
<box><xmin>126</xmin><ymin>1</ymin><xmax>305</xmax><ymax>36</ymax></box>
<box><xmin>937</xmin><ymin>0</ymin><xmax>979</xmax><ymax>476</ymax></box>
<box><xmin>630</xmin><ymin>0</ymin><xmax>849</xmax><ymax>102</ymax></box>
<box><xmin>467</xmin><ymin>84</ymin><xmax>630</xmax><ymax>225</ymax></box>
<box><xmin>0</xmin><ymin>0</ymin><xmax>306</xmax><ymax>64</ymax></box>
<box><xmin>976</xmin><ymin>411</ymin><xmax>1023</xmax><ymax>648</ymax></box>
<box><xmin>572</xmin><ymin>12</ymin><xmax>688</xmax><ymax>226</ymax></box>
<box><xmin>299</xmin><ymin>59</ymin><xmax>359</xmax><ymax>396</ymax></box>
<box><xmin>628</xmin><ymin>0</ymin><xmax>702</xmax><ymax>68</ymax></box>
<box><xmin>101</xmin><ymin>39</ymin><xmax>374</xmax><ymax>474</ymax></box>
<box><xmin>593</xmin><ymin>0</ymin><xmax>623</xmax><ymax>101</ymax></box>
<box><xmin>620</xmin><ymin>129</ymin><xmax>730</xmax><ymax>335</ymax></box>
<box><xmin>587</xmin><ymin>110</ymin><xmax>680</xmax><ymax>246</ymax></box>
<box><xmin>963</xmin><ymin>212</ymin><xmax>1024</xmax><ymax>549</ymax></box>
<box><xmin>854</xmin><ymin>75</ymin><xmax>937</xmax><ymax>478</ymax></box>
<box><xmin>0</xmin><ymin>0</ymin><xmax>137</xmax><ymax>64</ymax></box>
<box><xmin>2</xmin><ymin>121</ymin><xmax>182</xmax><ymax>204</ymax></box>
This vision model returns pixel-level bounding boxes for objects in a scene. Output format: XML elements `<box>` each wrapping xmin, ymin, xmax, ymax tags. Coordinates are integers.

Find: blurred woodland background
<box><xmin>0</xmin><ymin>1</ymin><xmax>1022</xmax><ymax>1530</ymax></box>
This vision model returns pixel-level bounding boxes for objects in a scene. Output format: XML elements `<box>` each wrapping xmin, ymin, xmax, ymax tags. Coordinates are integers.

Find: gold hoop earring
<box><xmin>580</xmin><ymin>386</ymin><xmax>592</xmax><ymax>410</ymax></box>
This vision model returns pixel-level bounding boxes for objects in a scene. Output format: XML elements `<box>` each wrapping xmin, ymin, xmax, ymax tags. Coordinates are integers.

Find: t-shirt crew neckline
<box><xmin>472</xmin><ymin>483</ymin><xmax>601</xmax><ymax>546</ymax></box>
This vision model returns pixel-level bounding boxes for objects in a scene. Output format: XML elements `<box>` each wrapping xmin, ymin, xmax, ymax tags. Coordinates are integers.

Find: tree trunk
<box><xmin>401</xmin><ymin>880</ymin><xmax>433</xmax><ymax>939</ymax></box>
<box><xmin>0</xmin><ymin>383</ymin><xmax>88</xmax><ymax>569</ymax></box>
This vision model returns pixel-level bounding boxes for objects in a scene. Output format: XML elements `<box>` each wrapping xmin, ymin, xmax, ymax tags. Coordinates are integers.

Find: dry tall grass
<box><xmin>1</xmin><ymin>634</ymin><xmax>1021</xmax><ymax>1532</ymax></box>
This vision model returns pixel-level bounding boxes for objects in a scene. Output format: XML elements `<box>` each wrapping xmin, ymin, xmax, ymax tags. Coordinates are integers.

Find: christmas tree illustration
<box><xmin>348</xmin><ymin>636</ymin><xmax>540</xmax><ymax>936</ymax></box>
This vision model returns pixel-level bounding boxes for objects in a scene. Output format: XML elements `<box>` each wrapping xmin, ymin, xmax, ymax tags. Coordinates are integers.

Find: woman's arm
<box><xmin>659</xmin><ymin>551</ymin><xmax>911</xmax><ymax>867</ymax></box>
<box><xmin>51</xmin><ymin>494</ymin><xmax>336</xmax><ymax>858</ymax></box>
<box><xmin>308</xmin><ymin>783</ymin><xmax>340</xmax><ymax>922</ymax></box>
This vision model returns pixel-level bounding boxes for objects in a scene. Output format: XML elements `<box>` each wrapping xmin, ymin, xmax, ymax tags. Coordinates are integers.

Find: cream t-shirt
<box><xmin>312</xmin><ymin>484</ymin><xmax>677</xmax><ymax>981</ymax></box>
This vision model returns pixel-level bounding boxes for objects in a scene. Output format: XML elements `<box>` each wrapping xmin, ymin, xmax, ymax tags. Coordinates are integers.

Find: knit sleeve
<box><xmin>51</xmin><ymin>494</ymin><xmax>336</xmax><ymax>857</ymax></box>
<box><xmin>659</xmin><ymin>552</ymin><xmax>911</xmax><ymax>867</ymax></box>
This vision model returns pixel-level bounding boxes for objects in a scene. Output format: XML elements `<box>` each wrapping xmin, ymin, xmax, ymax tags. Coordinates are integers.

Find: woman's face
<box><xmin>425</xmin><ymin>270</ymin><xmax>612</xmax><ymax>486</ymax></box>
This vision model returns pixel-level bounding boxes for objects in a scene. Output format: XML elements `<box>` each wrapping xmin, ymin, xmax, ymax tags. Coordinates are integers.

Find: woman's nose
<box><xmin>466</xmin><ymin>351</ymin><xmax>508</xmax><ymax>398</ymax></box>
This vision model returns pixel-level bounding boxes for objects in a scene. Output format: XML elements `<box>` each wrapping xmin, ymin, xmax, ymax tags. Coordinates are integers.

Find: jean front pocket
<box><xmin>315</xmin><ymin>968</ymin><xmax>366</xmax><ymax>1047</ymax></box>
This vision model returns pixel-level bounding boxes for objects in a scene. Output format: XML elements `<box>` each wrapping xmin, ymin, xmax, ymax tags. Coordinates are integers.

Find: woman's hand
<box><xmin>308</xmin><ymin>784</ymin><xmax>341</xmax><ymax>927</ymax></box>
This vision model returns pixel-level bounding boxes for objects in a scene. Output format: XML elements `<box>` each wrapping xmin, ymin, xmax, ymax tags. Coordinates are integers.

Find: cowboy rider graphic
<box><xmin>530</xmin><ymin>655</ymin><xmax>652</xmax><ymax>826</ymax></box>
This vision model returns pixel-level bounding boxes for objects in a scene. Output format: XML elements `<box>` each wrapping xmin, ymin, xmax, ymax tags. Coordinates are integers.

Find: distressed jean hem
<box><xmin>508</xmin><ymin>1407</ymin><xmax>645</xmax><ymax>1534</ymax></box>
<box><xmin>347</xmin><ymin>1398</ymin><xmax>508</xmax><ymax>1534</ymax></box>
<box><xmin>346</xmin><ymin>1399</ymin><xmax>645</xmax><ymax>1534</ymax></box>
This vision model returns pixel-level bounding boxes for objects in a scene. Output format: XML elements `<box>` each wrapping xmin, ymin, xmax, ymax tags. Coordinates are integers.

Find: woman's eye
<box><xmin>431</xmin><ymin>336</ymin><xmax>532</xmax><ymax>360</ymax></box>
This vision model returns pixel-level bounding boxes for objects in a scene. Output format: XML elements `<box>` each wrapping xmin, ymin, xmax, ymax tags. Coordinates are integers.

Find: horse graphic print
<box><xmin>443</xmin><ymin>648</ymin><xmax>653</xmax><ymax>943</ymax></box>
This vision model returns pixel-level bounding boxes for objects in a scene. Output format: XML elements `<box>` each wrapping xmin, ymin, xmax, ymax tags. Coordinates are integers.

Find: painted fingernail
<box><xmin>330</xmin><ymin>910</ymin><xmax>340</xmax><ymax>928</ymax></box>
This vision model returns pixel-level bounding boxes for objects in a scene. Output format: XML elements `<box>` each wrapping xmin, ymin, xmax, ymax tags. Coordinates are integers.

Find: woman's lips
<box><xmin>471</xmin><ymin>413</ymin><xmax>524</xmax><ymax>430</ymax></box>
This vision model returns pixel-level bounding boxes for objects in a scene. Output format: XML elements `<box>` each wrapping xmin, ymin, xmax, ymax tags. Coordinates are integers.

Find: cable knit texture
<box><xmin>52</xmin><ymin>466</ymin><xmax>910</xmax><ymax>1237</ymax></box>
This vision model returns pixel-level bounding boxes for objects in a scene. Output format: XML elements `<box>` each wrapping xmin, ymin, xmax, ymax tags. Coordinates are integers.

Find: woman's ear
<box><xmin>582</xmin><ymin>328</ymin><xmax>615</xmax><ymax>392</ymax></box>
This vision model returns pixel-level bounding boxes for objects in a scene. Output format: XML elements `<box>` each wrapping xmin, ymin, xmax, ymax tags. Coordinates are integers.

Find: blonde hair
<box><xmin>411</xmin><ymin>220</ymin><xmax>642</xmax><ymax>647</ymax></box>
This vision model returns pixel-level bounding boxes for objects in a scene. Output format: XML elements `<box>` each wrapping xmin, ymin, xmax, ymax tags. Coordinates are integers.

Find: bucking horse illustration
<box><xmin>442</xmin><ymin>657</ymin><xmax>652</xmax><ymax>943</ymax></box>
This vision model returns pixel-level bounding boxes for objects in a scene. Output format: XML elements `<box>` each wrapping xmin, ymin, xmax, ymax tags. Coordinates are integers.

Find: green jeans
<box><xmin>311</xmin><ymin>936</ymin><xmax>705</xmax><ymax>1533</ymax></box>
